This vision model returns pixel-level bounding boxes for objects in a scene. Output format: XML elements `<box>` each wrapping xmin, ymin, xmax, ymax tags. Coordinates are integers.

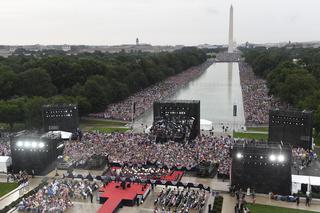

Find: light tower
<box><xmin>136</xmin><ymin>38</ymin><xmax>139</xmax><ymax>46</ymax></box>
<box><xmin>228</xmin><ymin>5</ymin><xmax>234</xmax><ymax>53</ymax></box>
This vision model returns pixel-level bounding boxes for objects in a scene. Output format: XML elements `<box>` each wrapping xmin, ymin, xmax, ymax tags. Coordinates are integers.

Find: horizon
<box><xmin>1</xmin><ymin>40</ymin><xmax>320</xmax><ymax>47</ymax></box>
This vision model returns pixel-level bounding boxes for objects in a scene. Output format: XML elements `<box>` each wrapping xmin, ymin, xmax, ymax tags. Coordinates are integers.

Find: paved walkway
<box><xmin>221</xmin><ymin>193</ymin><xmax>320</xmax><ymax>213</ymax></box>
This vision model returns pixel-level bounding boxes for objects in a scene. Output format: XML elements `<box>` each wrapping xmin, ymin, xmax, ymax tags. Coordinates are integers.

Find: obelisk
<box><xmin>228</xmin><ymin>5</ymin><xmax>234</xmax><ymax>53</ymax></box>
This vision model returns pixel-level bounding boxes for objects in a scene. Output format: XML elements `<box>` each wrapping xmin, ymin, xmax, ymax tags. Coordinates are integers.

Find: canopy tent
<box><xmin>200</xmin><ymin>119</ymin><xmax>213</xmax><ymax>131</ymax></box>
<box><xmin>292</xmin><ymin>175</ymin><xmax>320</xmax><ymax>193</ymax></box>
<box><xmin>0</xmin><ymin>156</ymin><xmax>12</xmax><ymax>173</ymax></box>
<box><xmin>43</xmin><ymin>131</ymin><xmax>72</xmax><ymax>140</ymax></box>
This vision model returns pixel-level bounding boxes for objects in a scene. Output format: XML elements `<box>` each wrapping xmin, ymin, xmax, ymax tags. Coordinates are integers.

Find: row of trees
<box><xmin>241</xmin><ymin>47</ymin><xmax>320</xmax><ymax>142</ymax></box>
<box><xmin>0</xmin><ymin>47</ymin><xmax>207</xmax><ymax>130</ymax></box>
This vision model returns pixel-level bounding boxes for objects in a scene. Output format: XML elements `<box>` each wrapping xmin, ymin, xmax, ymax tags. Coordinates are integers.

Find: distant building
<box><xmin>136</xmin><ymin>38</ymin><xmax>139</xmax><ymax>46</ymax></box>
<box><xmin>62</xmin><ymin>45</ymin><xmax>71</xmax><ymax>52</ymax></box>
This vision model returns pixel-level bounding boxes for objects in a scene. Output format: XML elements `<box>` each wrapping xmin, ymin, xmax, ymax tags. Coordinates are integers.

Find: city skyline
<box><xmin>0</xmin><ymin>0</ymin><xmax>320</xmax><ymax>45</ymax></box>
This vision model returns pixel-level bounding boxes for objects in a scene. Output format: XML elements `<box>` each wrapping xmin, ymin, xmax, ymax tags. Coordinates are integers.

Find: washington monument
<box><xmin>228</xmin><ymin>5</ymin><xmax>234</xmax><ymax>53</ymax></box>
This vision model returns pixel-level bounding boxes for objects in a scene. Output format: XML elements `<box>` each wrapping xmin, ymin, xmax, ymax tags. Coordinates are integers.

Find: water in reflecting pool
<box><xmin>134</xmin><ymin>63</ymin><xmax>245</xmax><ymax>132</ymax></box>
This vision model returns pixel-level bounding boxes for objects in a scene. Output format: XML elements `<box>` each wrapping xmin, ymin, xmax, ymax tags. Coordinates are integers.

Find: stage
<box><xmin>98</xmin><ymin>181</ymin><xmax>150</xmax><ymax>213</ymax></box>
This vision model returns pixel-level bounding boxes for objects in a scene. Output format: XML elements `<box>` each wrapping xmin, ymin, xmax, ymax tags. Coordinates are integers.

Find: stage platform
<box><xmin>98</xmin><ymin>181</ymin><xmax>150</xmax><ymax>213</ymax></box>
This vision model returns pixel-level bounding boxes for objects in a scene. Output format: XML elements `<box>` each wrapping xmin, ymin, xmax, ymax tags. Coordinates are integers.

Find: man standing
<box><xmin>89</xmin><ymin>192</ymin><xmax>94</xmax><ymax>203</ymax></box>
<box><xmin>306</xmin><ymin>195</ymin><xmax>310</xmax><ymax>206</ymax></box>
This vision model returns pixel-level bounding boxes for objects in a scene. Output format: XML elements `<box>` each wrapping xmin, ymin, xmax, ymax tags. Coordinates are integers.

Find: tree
<box><xmin>278</xmin><ymin>70</ymin><xmax>317</xmax><ymax>105</ymax></box>
<box><xmin>299</xmin><ymin>90</ymin><xmax>320</xmax><ymax>110</ymax></box>
<box><xmin>75</xmin><ymin>96</ymin><xmax>92</xmax><ymax>116</ymax></box>
<box><xmin>84</xmin><ymin>75</ymin><xmax>111</xmax><ymax>112</ymax></box>
<box><xmin>0</xmin><ymin>65</ymin><xmax>17</xmax><ymax>99</ymax></box>
<box><xmin>0</xmin><ymin>101</ymin><xmax>23</xmax><ymax>130</ymax></box>
<box><xmin>18</xmin><ymin>68</ymin><xmax>57</xmax><ymax>97</ymax></box>
<box><xmin>23</xmin><ymin>96</ymin><xmax>47</xmax><ymax>129</ymax></box>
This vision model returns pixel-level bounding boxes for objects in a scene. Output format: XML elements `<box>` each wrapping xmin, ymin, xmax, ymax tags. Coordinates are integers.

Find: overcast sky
<box><xmin>0</xmin><ymin>0</ymin><xmax>319</xmax><ymax>45</ymax></box>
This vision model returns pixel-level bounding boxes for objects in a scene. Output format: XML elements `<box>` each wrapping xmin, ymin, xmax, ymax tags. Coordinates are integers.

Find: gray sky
<box><xmin>0</xmin><ymin>0</ymin><xmax>319</xmax><ymax>45</ymax></box>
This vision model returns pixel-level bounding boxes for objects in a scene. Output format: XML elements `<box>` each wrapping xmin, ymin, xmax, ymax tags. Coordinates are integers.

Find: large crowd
<box><xmin>154</xmin><ymin>187</ymin><xmax>208</xmax><ymax>213</ymax></box>
<box><xmin>239</xmin><ymin>63</ymin><xmax>286</xmax><ymax>125</ymax></box>
<box><xmin>90</xmin><ymin>61</ymin><xmax>213</xmax><ymax>121</ymax></box>
<box><xmin>17</xmin><ymin>179</ymin><xmax>73</xmax><ymax>212</ymax></box>
<box><xmin>0</xmin><ymin>134</ymin><xmax>11</xmax><ymax>156</ymax></box>
<box><xmin>63</xmin><ymin>132</ymin><xmax>235</xmax><ymax>176</ymax></box>
<box><xmin>17</xmin><ymin>178</ymin><xmax>99</xmax><ymax>212</ymax></box>
<box><xmin>105</xmin><ymin>166</ymin><xmax>174</xmax><ymax>180</ymax></box>
<box><xmin>7</xmin><ymin>170</ymin><xmax>29</xmax><ymax>185</ymax></box>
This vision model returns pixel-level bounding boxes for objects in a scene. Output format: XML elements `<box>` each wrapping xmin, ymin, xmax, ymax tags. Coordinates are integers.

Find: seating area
<box><xmin>17</xmin><ymin>179</ymin><xmax>73</xmax><ymax>212</ymax></box>
<box><xmin>154</xmin><ymin>187</ymin><xmax>208</xmax><ymax>213</ymax></box>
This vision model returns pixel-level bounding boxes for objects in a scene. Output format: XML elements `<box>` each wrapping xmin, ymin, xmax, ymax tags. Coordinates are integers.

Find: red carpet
<box><xmin>162</xmin><ymin>171</ymin><xmax>184</xmax><ymax>181</ymax></box>
<box><xmin>98</xmin><ymin>181</ymin><xmax>150</xmax><ymax>213</ymax></box>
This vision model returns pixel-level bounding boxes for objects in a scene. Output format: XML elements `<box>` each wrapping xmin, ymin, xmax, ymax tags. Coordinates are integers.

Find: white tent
<box><xmin>292</xmin><ymin>175</ymin><xmax>320</xmax><ymax>193</ymax></box>
<box><xmin>200</xmin><ymin>119</ymin><xmax>213</xmax><ymax>131</ymax></box>
<box><xmin>43</xmin><ymin>131</ymin><xmax>72</xmax><ymax>140</ymax></box>
<box><xmin>0</xmin><ymin>156</ymin><xmax>12</xmax><ymax>173</ymax></box>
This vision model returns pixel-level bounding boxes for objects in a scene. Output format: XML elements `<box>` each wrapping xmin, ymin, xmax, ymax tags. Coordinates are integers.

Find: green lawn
<box><xmin>0</xmin><ymin>182</ymin><xmax>19</xmax><ymax>197</ymax></box>
<box><xmin>79</xmin><ymin>118</ymin><xmax>127</xmax><ymax>131</ymax></box>
<box><xmin>246</xmin><ymin>203</ymin><xmax>318</xmax><ymax>213</ymax></box>
<box><xmin>89</xmin><ymin>127</ymin><xmax>130</xmax><ymax>133</ymax></box>
<box><xmin>247</xmin><ymin>126</ymin><xmax>269</xmax><ymax>132</ymax></box>
<box><xmin>233</xmin><ymin>132</ymin><xmax>268</xmax><ymax>141</ymax></box>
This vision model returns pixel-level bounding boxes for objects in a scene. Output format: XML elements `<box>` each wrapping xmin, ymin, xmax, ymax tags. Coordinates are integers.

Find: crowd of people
<box><xmin>17</xmin><ymin>179</ymin><xmax>73</xmax><ymax>212</ymax></box>
<box><xmin>0</xmin><ymin>133</ymin><xmax>11</xmax><ymax>156</ymax></box>
<box><xmin>154</xmin><ymin>187</ymin><xmax>207</xmax><ymax>213</ymax></box>
<box><xmin>292</xmin><ymin>148</ymin><xmax>317</xmax><ymax>170</ymax></box>
<box><xmin>90</xmin><ymin>61</ymin><xmax>213</xmax><ymax>121</ymax></box>
<box><xmin>151</xmin><ymin>118</ymin><xmax>194</xmax><ymax>143</ymax></box>
<box><xmin>105</xmin><ymin>166</ymin><xmax>174</xmax><ymax>180</ymax></box>
<box><xmin>63</xmin><ymin>132</ymin><xmax>235</xmax><ymax>176</ymax></box>
<box><xmin>7</xmin><ymin>170</ymin><xmax>29</xmax><ymax>186</ymax></box>
<box><xmin>239</xmin><ymin>63</ymin><xmax>286</xmax><ymax>125</ymax></box>
<box><xmin>17</xmin><ymin>178</ymin><xmax>99</xmax><ymax>212</ymax></box>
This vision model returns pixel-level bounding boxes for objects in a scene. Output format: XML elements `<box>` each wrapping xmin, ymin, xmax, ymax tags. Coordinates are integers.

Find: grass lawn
<box><xmin>233</xmin><ymin>132</ymin><xmax>268</xmax><ymax>141</ymax></box>
<box><xmin>247</xmin><ymin>126</ymin><xmax>269</xmax><ymax>132</ymax></box>
<box><xmin>89</xmin><ymin>127</ymin><xmax>130</xmax><ymax>133</ymax></box>
<box><xmin>0</xmin><ymin>182</ymin><xmax>19</xmax><ymax>197</ymax></box>
<box><xmin>79</xmin><ymin>118</ymin><xmax>127</xmax><ymax>131</ymax></box>
<box><xmin>246</xmin><ymin>203</ymin><xmax>318</xmax><ymax>213</ymax></box>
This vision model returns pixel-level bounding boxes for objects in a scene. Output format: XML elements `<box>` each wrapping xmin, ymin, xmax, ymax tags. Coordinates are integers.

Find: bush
<box><xmin>211</xmin><ymin>196</ymin><xmax>224</xmax><ymax>213</ymax></box>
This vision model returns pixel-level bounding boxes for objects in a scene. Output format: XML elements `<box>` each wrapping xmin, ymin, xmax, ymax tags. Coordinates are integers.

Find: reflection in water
<box><xmin>134</xmin><ymin>63</ymin><xmax>245</xmax><ymax>131</ymax></box>
<box><xmin>228</xmin><ymin>62</ymin><xmax>233</xmax><ymax>104</ymax></box>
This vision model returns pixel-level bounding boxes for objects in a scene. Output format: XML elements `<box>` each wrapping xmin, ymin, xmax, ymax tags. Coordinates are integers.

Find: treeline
<box><xmin>0</xmin><ymin>47</ymin><xmax>207</xmax><ymax>129</ymax></box>
<box><xmin>241</xmin><ymin>47</ymin><xmax>320</xmax><ymax>142</ymax></box>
